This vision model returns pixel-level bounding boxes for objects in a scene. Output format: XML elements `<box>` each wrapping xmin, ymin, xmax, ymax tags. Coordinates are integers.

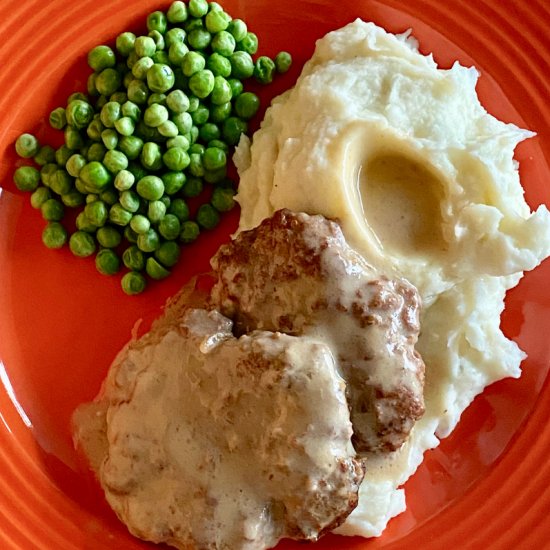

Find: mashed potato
<box><xmin>235</xmin><ymin>20</ymin><xmax>550</xmax><ymax>537</ymax></box>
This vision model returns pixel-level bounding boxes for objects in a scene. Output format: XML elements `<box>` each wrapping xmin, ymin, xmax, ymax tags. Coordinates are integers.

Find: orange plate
<box><xmin>1</xmin><ymin>0</ymin><xmax>549</xmax><ymax>548</ymax></box>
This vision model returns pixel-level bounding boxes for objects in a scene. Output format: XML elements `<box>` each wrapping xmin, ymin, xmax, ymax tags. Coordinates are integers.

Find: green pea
<box><xmin>166</xmin><ymin>134</ymin><xmax>190</xmax><ymax>150</ymax></box>
<box><xmin>147</xmin><ymin>64</ymin><xmax>175</xmax><ymax>94</ymax></box>
<box><xmin>172</xmin><ymin>112</ymin><xmax>193</xmax><ymax>135</ymax></box>
<box><xmin>14</xmin><ymin>166</ymin><xmax>40</xmax><ymax>191</ymax></box>
<box><xmin>42</xmin><ymin>221</ymin><xmax>68</xmax><ymax>249</ymax></box>
<box><xmin>64</xmin><ymin>126</ymin><xmax>84</xmax><ymax>151</ymax></box>
<box><xmin>182</xmin><ymin>176</ymin><xmax>203</xmax><ymax>198</ymax></box>
<box><xmin>135</xmin><ymin>36</ymin><xmax>156</xmax><ymax>58</ymax></box>
<box><xmin>166</xmin><ymin>28</ymin><xmax>186</xmax><ymax>50</ymax></box>
<box><xmin>196</xmin><ymin>203</ymin><xmax>220</xmax><ymax>229</ymax></box>
<box><xmin>164</xmin><ymin>91</ymin><xmax>187</xmax><ymax>116</ymax></box>
<box><xmin>146</xmin><ymin>257</ymin><xmax>170</xmax><ymax>280</ymax></box>
<box><xmin>229</xmin><ymin>51</ymin><xmax>254</xmax><ymax>79</ymax></box>
<box><xmin>203</xmin><ymin>146</ymin><xmax>226</xmax><ymax>171</ymax></box>
<box><xmin>148</xmin><ymin>200</ymin><xmax>166</xmax><ymax>222</ymax></box>
<box><xmin>206</xmin><ymin>53</ymin><xmax>232</xmax><ymax>77</ymax></box>
<box><xmin>61</xmin><ymin>190</ymin><xmax>85</xmax><ymax>207</ymax></box>
<box><xmin>168</xmin><ymin>41</ymin><xmax>189</xmax><ymax>65</ymax></box>
<box><xmin>144</xmin><ymin>103</ymin><xmax>169</xmax><ymax>127</ymax></box>
<box><xmin>65</xmin><ymin>99</ymin><xmax>94</xmax><ymax>129</ymax></box>
<box><xmin>158</xmin><ymin>120</ymin><xmax>178</xmax><ymax>137</ymax></box>
<box><xmin>101</xmin><ymin>129</ymin><xmax>119</xmax><ymax>150</ymax></box>
<box><xmin>84</xmin><ymin>200</ymin><xmax>108</xmax><ymax>226</ymax></box>
<box><xmin>127</xmin><ymin>161</ymin><xmax>148</xmax><ymax>181</ymax></box>
<box><xmin>182</xmin><ymin>51</ymin><xmax>206</xmax><ymax>77</ymax></box>
<box><xmin>87</xmin><ymin>116</ymin><xmax>105</xmax><ymax>141</ymax></box>
<box><xmin>49</xmin><ymin>107</ymin><xmax>67</xmax><ymax>130</ymax></box>
<box><xmin>86</xmin><ymin>142</ymin><xmax>107</xmax><ymax>162</ymax></box>
<box><xmin>167</xmin><ymin>1</ymin><xmax>188</xmax><ymax>24</ymax></box>
<box><xmin>114</xmin><ymin>116</ymin><xmax>135</xmax><ymax>136</ymax></box>
<box><xmin>127</xmin><ymin>79</ymin><xmax>150</xmax><ymax>104</ymax></box>
<box><xmin>96</xmin><ymin>68</ymin><xmax>122</xmax><ymax>97</ymax></box>
<box><xmin>188</xmin><ymin>0</ymin><xmax>208</xmax><ymax>18</ymax></box>
<box><xmin>109</xmin><ymin>203</ymin><xmax>133</xmax><ymax>226</ymax></box>
<box><xmin>189</xmin><ymin>142</ymin><xmax>205</xmax><ymax>159</ymax></box>
<box><xmin>119</xmin><ymin>190</ymin><xmax>141</xmax><ymax>213</ymax></box>
<box><xmin>140</xmin><ymin>142</ymin><xmax>163</xmax><ymax>171</ymax></box>
<box><xmin>122</xmin><ymin>245</ymin><xmax>146</xmax><ymax>270</ymax></box>
<box><xmin>100</xmin><ymin>188</ymin><xmax>119</xmax><ymax>206</ymax></box>
<box><xmin>118</xmin><ymin>135</ymin><xmax>144</xmax><ymax>160</ymax></box>
<box><xmin>69</xmin><ymin>230</ymin><xmax>96</xmax><ymax>257</ymax></box>
<box><xmin>254</xmin><ymin>56</ymin><xmax>276</xmax><ymax>84</ymax></box>
<box><xmin>95</xmin><ymin>248</ymin><xmax>120</xmax><ymax>275</ymax></box>
<box><xmin>187</xmin><ymin>96</ymin><xmax>200</xmax><ymax>112</ymax></box>
<box><xmin>137</xmin><ymin>227</ymin><xmax>160</xmax><ymax>252</ymax></box>
<box><xmin>188</xmin><ymin>153</ymin><xmax>205</xmax><ymax>177</ymax></box>
<box><xmin>162</xmin><ymin>147</ymin><xmax>190</xmax><ymax>171</ymax></box>
<box><xmin>187</xmin><ymin>28</ymin><xmax>211</xmax><ymax>50</ymax></box>
<box><xmin>199</xmin><ymin>123</ymin><xmax>220</xmax><ymax>143</ymax></box>
<box><xmin>235</xmin><ymin>91</ymin><xmax>260</xmax><ymax>119</ymax></box>
<box><xmin>68</xmin><ymin>92</ymin><xmax>89</xmax><ymax>104</ymax></box>
<box><xmin>207</xmin><ymin>138</ymin><xmax>229</xmax><ymax>153</ymax></box>
<box><xmin>275</xmin><ymin>51</ymin><xmax>292</xmax><ymax>73</ymax></box>
<box><xmin>121</xmin><ymin>100</ymin><xmax>141</xmax><ymax>122</ymax></box>
<box><xmin>87</xmin><ymin>73</ymin><xmax>99</xmax><ymax>96</ymax></box>
<box><xmin>211</xmin><ymin>186</ymin><xmax>235</xmax><ymax>212</ymax></box>
<box><xmin>222</xmin><ymin>116</ymin><xmax>247</xmax><ymax>145</ymax></box>
<box><xmin>50</xmin><ymin>169</ymin><xmax>72</xmax><ymax>195</ymax></box>
<box><xmin>30</xmin><ymin>186</ymin><xmax>51</xmax><ymax>209</ymax></box>
<box><xmin>100</xmin><ymin>101</ymin><xmax>121</xmax><ymax>128</ymax></box>
<box><xmin>228</xmin><ymin>19</ymin><xmax>247</xmax><ymax>42</ymax></box>
<box><xmin>137</xmin><ymin>175</ymin><xmax>164</xmax><ymax>200</ymax></box>
<box><xmin>103</xmin><ymin>150</ymin><xmax>128</xmax><ymax>174</ymax></box>
<box><xmin>132</xmin><ymin>56</ymin><xmax>155</xmax><ymax>80</ymax></box>
<box><xmin>190</xmin><ymin>105</ymin><xmax>209</xmax><ymax>126</ymax></box>
<box><xmin>97</xmin><ymin>225</ymin><xmax>122</xmax><ymax>248</ymax></box>
<box><xmin>210</xmin><ymin>101</ymin><xmax>232</xmax><ymax>123</ymax></box>
<box><xmin>121</xmin><ymin>271</ymin><xmax>147</xmax><ymax>295</ymax></box>
<box><xmin>211</xmin><ymin>30</ymin><xmax>235</xmax><ymax>56</ymax></box>
<box><xmin>158</xmin><ymin>214</ymin><xmax>181</xmax><ymax>241</ymax></box>
<box><xmin>130</xmin><ymin>214</ymin><xmax>151</xmax><ymax>234</ymax></box>
<box><xmin>211</xmin><ymin>76</ymin><xmax>232</xmax><ymax>105</ymax></box>
<box><xmin>148</xmin><ymin>92</ymin><xmax>168</xmax><ymax>107</ymax></box>
<box><xmin>55</xmin><ymin>145</ymin><xmax>73</xmax><ymax>166</ymax></box>
<box><xmin>148</xmin><ymin>30</ymin><xmax>165</xmax><ymax>52</ymax></box>
<box><xmin>88</xmin><ymin>45</ymin><xmax>116</xmax><ymax>71</ymax></box>
<box><xmin>180</xmin><ymin>220</ymin><xmax>200</xmax><ymax>243</ymax></box>
<box><xmin>79</xmin><ymin>161</ymin><xmax>111</xmax><ymax>193</ymax></box>
<box><xmin>110</xmin><ymin>91</ymin><xmax>128</xmax><ymax>104</ymax></box>
<box><xmin>124</xmin><ymin>225</ymin><xmax>139</xmax><ymax>244</ymax></box>
<box><xmin>159</xmin><ymin>173</ymin><xmax>183</xmax><ymax>196</ymax></box>
<box><xmin>40</xmin><ymin>163</ymin><xmax>58</xmax><ymax>187</ymax></box>
<box><xmin>236</xmin><ymin>32</ymin><xmax>258</xmax><ymax>55</ymax></box>
<box><xmin>155</xmin><ymin>240</ymin><xmax>180</xmax><ymax>266</ymax></box>
<box><xmin>168</xmin><ymin>197</ymin><xmax>190</xmax><ymax>221</ymax></box>
<box><xmin>205</xmin><ymin>9</ymin><xmax>231</xmax><ymax>33</ymax></box>
<box><xmin>34</xmin><ymin>145</ymin><xmax>56</xmax><ymax>166</ymax></box>
<box><xmin>76</xmin><ymin>211</ymin><xmax>97</xmax><ymax>232</ymax></box>
<box><xmin>116</xmin><ymin>32</ymin><xmax>136</xmax><ymax>57</ymax></box>
<box><xmin>147</xmin><ymin>10</ymin><xmax>167</xmax><ymax>34</ymax></box>
<box><xmin>114</xmin><ymin>169</ymin><xmax>135</xmax><ymax>191</ymax></box>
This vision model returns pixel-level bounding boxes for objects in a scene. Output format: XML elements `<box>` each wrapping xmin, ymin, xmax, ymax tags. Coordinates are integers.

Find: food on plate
<box><xmin>234</xmin><ymin>19</ymin><xmax>550</xmax><ymax>536</ymax></box>
<box><xmin>12</xmin><ymin>0</ymin><xmax>291</xmax><ymax>294</ymax></box>
<box><xmin>210</xmin><ymin>209</ymin><xmax>425</xmax><ymax>454</ymax></box>
<box><xmin>73</xmin><ymin>265</ymin><xmax>369</xmax><ymax>549</ymax></box>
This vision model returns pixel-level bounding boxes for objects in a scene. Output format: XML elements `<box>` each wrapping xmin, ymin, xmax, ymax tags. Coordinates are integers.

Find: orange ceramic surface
<box><xmin>0</xmin><ymin>1</ymin><xmax>549</xmax><ymax>548</ymax></box>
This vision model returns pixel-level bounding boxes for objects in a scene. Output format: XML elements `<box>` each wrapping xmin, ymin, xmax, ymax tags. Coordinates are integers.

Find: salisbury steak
<box><xmin>73</xmin><ymin>308</ymin><xmax>364</xmax><ymax>550</ymax></box>
<box><xmin>210</xmin><ymin>209</ymin><xmax>425</xmax><ymax>453</ymax></box>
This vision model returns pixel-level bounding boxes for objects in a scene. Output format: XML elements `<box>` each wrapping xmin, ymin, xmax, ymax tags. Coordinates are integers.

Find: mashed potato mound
<box><xmin>235</xmin><ymin>20</ymin><xmax>550</xmax><ymax>537</ymax></box>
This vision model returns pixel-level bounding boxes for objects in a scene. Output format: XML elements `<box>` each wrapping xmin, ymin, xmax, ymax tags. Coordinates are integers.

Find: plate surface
<box><xmin>1</xmin><ymin>0</ymin><xmax>550</xmax><ymax>548</ymax></box>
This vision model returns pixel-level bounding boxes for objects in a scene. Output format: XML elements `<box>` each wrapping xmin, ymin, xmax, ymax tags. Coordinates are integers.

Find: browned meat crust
<box><xmin>210</xmin><ymin>209</ymin><xmax>425</xmax><ymax>453</ymax></box>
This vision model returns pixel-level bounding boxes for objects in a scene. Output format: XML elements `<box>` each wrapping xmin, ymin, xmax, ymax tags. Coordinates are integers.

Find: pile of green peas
<box><xmin>13</xmin><ymin>0</ymin><xmax>292</xmax><ymax>295</ymax></box>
